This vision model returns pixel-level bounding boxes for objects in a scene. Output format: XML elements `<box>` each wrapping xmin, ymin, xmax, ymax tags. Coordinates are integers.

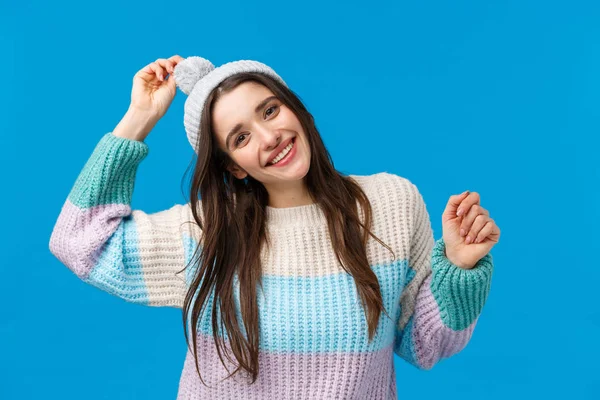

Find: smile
<box><xmin>267</xmin><ymin>138</ymin><xmax>297</xmax><ymax>167</ymax></box>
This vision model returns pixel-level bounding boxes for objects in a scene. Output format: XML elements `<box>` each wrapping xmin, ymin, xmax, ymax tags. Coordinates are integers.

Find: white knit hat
<box><xmin>172</xmin><ymin>56</ymin><xmax>288</xmax><ymax>154</ymax></box>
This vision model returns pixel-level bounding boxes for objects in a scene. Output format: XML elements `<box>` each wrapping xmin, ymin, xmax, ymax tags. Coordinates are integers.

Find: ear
<box><xmin>227</xmin><ymin>163</ymin><xmax>248</xmax><ymax>180</ymax></box>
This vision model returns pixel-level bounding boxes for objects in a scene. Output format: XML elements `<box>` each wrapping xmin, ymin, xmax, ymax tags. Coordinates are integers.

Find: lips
<box><xmin>266</xmin><ymin>137</ymin><xmax>295</xmax><ymax>166</ymax></box>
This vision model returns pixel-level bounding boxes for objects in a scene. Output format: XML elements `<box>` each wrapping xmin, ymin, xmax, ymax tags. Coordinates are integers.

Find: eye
<box><xmin>235</xmin><ymin>133</ymin><xmax>247</xmax><ymax>146</ymax></box>
<box><xmin>265</xmin><ymin>104</ymin><xmax>279</xmax><ymax>118</ymax></box>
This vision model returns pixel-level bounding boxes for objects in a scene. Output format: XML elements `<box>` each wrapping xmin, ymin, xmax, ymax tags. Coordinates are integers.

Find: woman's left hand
<box><xmin>442</xmin><ymin>190</ymin><xmax>501</xmax><ymax>269</ymax></box>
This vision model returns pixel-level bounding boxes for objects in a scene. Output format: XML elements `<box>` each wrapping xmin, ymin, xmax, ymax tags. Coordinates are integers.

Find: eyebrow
<box><xmin>225</xmin><ymin>95</ymin><xmax>278</xmax><ymax>150</ymax></box>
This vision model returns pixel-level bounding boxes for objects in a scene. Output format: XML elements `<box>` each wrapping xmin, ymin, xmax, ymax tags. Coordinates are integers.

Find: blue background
<box><xmin>1</xmin><ymin>0</ymin><xmax>599</xmax><ymax>398</ymax></box>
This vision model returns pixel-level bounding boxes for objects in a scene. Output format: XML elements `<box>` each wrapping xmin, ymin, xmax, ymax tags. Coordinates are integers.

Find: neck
<box><xmin>264</xmin><ymin>179</ymin><xmax>314</xmax><ymax>208</ymax></box>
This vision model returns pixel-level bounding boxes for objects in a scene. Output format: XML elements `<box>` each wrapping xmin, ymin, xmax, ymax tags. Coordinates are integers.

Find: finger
<box><xmin>140</xmin><ymin>62</ymin><xmax>166</xmax><ymax>81</ymax></box>
<box><xmin>465</xmin><ymin>214</ymin><xmax>489</xmax><ymax>244</ymax></box>
<box><xmin>155</xmin><ymin>58</ymin><xmax>175</xmax><ymax>75</ymax></box>
<box><xmin>151</xmin><ymin>60</ymin><xmax>168</xmax><ymax>81</ymax></box>
<box><xmin>456</xmin><ymin>191</ymin><xmax>480</xmax><ymax>217</ymax></box>
<box><xmin>164</xmin><ymin>60</ymin><xmax>175</xmax><ymax>74</ymax></box>
<box><xmin>167</xmin><ymin>55</ymin><xmax>184</xmax><ymax>78</ymax></box>
<box><xmin>443</xmin><ymin>190</ymin><xmax>470</xmax><ymax>219</ymax></box>
<box><xmin>460</xmin><ymin>204</ymin><xmax>489</xmax><ymax>236</ymax></box>
<box><xmin>474</xmin><ymin>220</ymin><xmax>495</xmax><ymax>244</ymax></box>
<box><xmin>135</xmin><ymin>63</ymin><xmax>160</xmax><ymax>83</ymax></box>
<box><xmin>159</xmin><ymin>55</ymin><xmax>184</xmax><ymax>74</ymax></box>
<box><xmin>168</xmin><ymin>54</ymin><xmax>185</xmax><ymax>64</ymax></box>
<box><xmin>167</xmin><ymin>69</ymin><xmax>178</xmax><ymax>88</ymax></box>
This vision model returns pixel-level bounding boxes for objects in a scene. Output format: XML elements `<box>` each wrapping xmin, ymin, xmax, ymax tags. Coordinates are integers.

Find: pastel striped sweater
<box><xmin>49</xmin><ymin>132</ymin><xmax>494</xmax><ymax>400</ymax></box>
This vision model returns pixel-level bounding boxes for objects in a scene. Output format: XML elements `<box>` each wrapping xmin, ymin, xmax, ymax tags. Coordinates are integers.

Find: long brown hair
<box><xmin>178</xmin><ymin>72</ymin><xmax>396</xmax><ymax>386</ymax></box>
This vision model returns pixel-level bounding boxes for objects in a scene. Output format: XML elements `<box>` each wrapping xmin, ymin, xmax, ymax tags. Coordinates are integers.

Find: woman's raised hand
<box><xmin>112</xmin><ymin>55</ymin><xmax>185</xmax><ymax>141</ymax></box>
<box><xmin>130</xmin><ymin>55</ymin><xmax>185</xmax><ymax>121</ymax></box>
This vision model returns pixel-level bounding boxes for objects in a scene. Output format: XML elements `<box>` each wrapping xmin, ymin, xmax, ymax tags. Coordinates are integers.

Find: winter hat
<box><xmin>172</xmin><ymin>56</ymin><xmax>288</xmax><ymax>154</ymax></box>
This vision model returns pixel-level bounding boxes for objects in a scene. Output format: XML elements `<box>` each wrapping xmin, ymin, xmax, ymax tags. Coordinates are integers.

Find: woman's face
<box><xmin>211</xmin><ymin>81</ymin><xmax>311</xmax><ymax>187</ymax></box>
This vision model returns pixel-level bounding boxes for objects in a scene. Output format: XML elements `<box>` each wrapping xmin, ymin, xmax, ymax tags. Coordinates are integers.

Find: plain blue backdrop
<box><xmin>1</xmin><ymin>0</ymin><xmax>598</xmax><ymax>398</ymax></box>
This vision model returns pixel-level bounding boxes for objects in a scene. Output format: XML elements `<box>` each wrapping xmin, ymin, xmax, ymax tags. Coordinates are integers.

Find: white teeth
<box><xmin>269</xmin><ymin>140</ymin><xmax>294</xmax><ymax>165</ymax></box>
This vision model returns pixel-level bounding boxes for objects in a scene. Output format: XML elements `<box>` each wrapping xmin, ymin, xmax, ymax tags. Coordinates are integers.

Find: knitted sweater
<box><xmin>49</xmin><ymin>132</ymin><xmax>494</xmax><ymax>400</ymax></box>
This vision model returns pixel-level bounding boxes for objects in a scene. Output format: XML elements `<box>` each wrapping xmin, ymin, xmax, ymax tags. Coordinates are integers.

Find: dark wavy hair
<box><xmin>178</xmin><ymin>71</ymin><xmax>395</xmax><ymax>386</ymax></box>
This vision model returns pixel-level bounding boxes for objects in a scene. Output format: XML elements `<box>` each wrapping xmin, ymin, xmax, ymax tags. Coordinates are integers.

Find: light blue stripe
<box><xmin>394</xmin><ymin>315</ymin><xmax>420</xmax><ymax>368</ymax></box>
<box><xmin>183</xmin><ymin>234</ymin><xmax>200</xmax><ymax>287</ymax></box>
<box><xmin>181</xmin><ymin>233</ymin><xmax>411</xmax><ymax>353</ymax></box>
<box><xmin>87</xmin><ymin>215</ymin><xmax>150</xmax><ymax>305</ymax></box>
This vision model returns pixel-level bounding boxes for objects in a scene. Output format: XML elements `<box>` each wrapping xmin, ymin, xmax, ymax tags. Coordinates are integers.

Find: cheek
<box><xmin>280</xmin><ymin>109</ymin><xmax>301</xmax><ymax>126</ymax></box>
<box><xmin>235</xmin><ymin>151</ymin><xmax>261</xmax><ymax>170</ymax></box>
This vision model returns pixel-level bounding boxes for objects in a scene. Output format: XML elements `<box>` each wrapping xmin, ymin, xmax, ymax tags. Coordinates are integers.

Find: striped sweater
<box><xmin>49</xmin><ymin>131</ymin><xmax>494</xmax><ymax>400</ymax></box>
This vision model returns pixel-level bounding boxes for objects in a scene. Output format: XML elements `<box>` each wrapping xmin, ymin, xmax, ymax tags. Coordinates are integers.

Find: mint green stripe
<box><xmin>68</xmin><ymin>132</ymin><xmax>149</xmax><ymax>208</ymax></box>
<box><xmin>430</xmin><ymin>238</ymin><xmax>494</xmax><ymax>331</ymax></box>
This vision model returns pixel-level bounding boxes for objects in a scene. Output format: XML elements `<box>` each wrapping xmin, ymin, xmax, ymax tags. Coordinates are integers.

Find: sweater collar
<box><xmin>265</xmin><ymin>202</ymin><xmax>326</xmax><ymax>228</ymax></box>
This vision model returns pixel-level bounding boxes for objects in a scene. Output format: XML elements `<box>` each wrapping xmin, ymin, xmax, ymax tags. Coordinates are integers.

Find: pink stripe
<box><xmin>411</xmin><ymin>274</ymin><xmax>477</xmax><ymax>369</ymax></box>
<box><xmin>49</xmin><ymin>200</ymin><xmax>131</xmax><ymax>279</ymax></box>
<box><xmin>176</xmin><ymin>333</ymin><xmax>397</xmax><ymax>400</ymax></box>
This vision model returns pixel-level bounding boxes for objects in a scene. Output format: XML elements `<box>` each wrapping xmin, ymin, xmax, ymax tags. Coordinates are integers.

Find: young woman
<box><xmin>49</xmin><ymin>54</ymin><xmax>500</xmax><ymax>399</ymax></box>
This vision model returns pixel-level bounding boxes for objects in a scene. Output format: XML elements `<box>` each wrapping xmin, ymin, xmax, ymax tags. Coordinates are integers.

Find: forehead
<box><xmin>212</xmin><ymin>81</ymin><xmax>274</xmax><ymax>138</ymax></box>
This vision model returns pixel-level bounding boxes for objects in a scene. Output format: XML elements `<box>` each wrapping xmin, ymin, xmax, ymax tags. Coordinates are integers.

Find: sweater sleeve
<box><xmin>49</xmin><ymin>132</ymin><xmax>200</xmax><ymax>309</ymax></box>
<box><xmin>393</xmin><ymin>181</ymin><xmax>494</xmax><ymax>370</ymax></box>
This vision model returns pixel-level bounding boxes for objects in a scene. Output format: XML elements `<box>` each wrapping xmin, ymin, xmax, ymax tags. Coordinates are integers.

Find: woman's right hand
<box><xmin>129</xmin><ymin>55</ymin><xmax>185</xmax><ymax>122</ymax></box>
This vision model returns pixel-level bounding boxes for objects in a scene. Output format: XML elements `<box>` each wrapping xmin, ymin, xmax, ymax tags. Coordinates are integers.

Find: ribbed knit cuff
<box><xmin>429</xmin><ymin>237</ymin><xmax>494</xmax><ymax>331</ymax></box>
<box><xmin>67</xmin><ymin>132</ymin><xmax>149</xmax><ymax>208</ymax></box>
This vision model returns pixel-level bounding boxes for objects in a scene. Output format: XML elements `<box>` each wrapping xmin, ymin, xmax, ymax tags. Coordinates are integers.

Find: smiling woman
<box><xmin>178</xmin><ymin>59</ymin><xmax>400</xmax><ymax>390</ymax></box>
<box><xmin>49</xmin><ymin>55</ymin><xmax>495</xmax><ymax>399</ymax></box>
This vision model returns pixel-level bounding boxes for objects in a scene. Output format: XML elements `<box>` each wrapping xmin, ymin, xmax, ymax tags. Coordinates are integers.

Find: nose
<box><xmin>256</xmin><ymin>125</ymin><xmax>281</xmax><ymax>151</ymax></box>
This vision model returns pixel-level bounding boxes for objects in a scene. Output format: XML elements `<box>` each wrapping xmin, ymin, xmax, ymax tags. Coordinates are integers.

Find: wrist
<box><xmin>444</xmin><ymin>247</ymin><xmax>475</xmax><ymax>270</ymax></box>
<box><xmin>112</xmin><ymin>107</ymin><xmax>158</xmax><ymax>142</ymax></box>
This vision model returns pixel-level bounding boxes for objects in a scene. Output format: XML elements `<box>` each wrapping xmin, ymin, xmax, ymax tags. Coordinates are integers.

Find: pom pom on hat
<box><xmin>173</xmin><ymin>56</ymin><xmax>215</xmax><ymax>95</ymax></box>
